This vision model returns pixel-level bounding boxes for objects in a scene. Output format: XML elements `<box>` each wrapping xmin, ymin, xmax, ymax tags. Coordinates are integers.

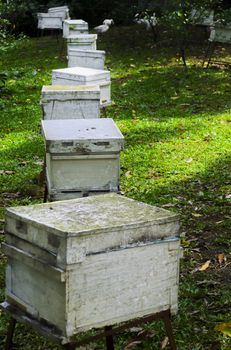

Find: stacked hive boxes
<box><xmin>40</xmin><ymin>18</ymin><xmax>124</xmax><ymax>201</ymax></box>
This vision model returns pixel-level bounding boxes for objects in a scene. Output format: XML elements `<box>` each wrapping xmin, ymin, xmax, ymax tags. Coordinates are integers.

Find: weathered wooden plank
<box><xmin>67</xmin><ymin>34</ymin><xmax>97</xmax><ymax>51</ymax></box>
<box><xmin>65</xmin><ymin>242</ymin><xmax>180</xmax><ymax>336</ymax></box>
<box><xmin>68</xmin><ymin>49</ymin><xmax>105</xmax><ymax>70</ymax></box>
<box><xmin>41</xmin><ymin>85</ymin><xmax>100</xmax><ymax>120</ymax></box>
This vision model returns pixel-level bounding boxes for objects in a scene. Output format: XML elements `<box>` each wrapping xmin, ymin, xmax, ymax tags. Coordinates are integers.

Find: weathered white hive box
<box><xmin>3</xmin><ymin>193</ymin><xmax>180</xmax><ymax>343</ymax></box>
<box><xmin>42</xmin><ymin>118</ymin><xmax>124</xmax><ymax>200</ymax></box>
<box><xmin>63</xmin><ymin>19</ymin><xmax>88</xmax><ymax>38</ymax></box>
<box><xmin>68</xmin><ymin>49</ymin><xmax>105</xmax><ymax>70</ymax></box>
<box><xmin>37</xmin><ymin>13</ymin><xmax>64</xmax><ymax>30</ymax></box>
<box><xmin>52</xmin><ymin>67</ymin><xmax>111</xmax><ymax>107</ymax></box>
<box><xmin>48</xmin><ymin>6</ymin><xmax>69</xmax><ymax>19</ymax></box>
<box><xmin>67</xmin><ymin>34</ymin><xmax>97</xmax><ymax>52</ymax></box>
<box><xmin>209</xmin><ymin>25</ymin><xmax>231</xmax><ymax>44</ymax></box>
<box><xmin>41</xmin><ymin>85</ymin><xmax>100</xmax><ymax>120</ymax></box>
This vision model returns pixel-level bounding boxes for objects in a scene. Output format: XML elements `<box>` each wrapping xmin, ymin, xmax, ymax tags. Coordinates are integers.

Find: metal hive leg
<box><xmin>206</xmin><ymin>42</ymin><xmax>216</xmax><ymax>69</ymax></box>
<box><xmin>63</xmin><ymin>344</ymin><xmax>76</xmax><ymax>350</ymax></box>
<box><xmin>202</xmin><ymin>41</ymin><xmax>212</xmax><ymax>67</ymax></box>
<box><xmin>105</xmin><ymin>325</ymin><xmax>114</xmax><ymax>350</ymax></box>
<box><xmin>162</xmin><ymin>312</ymin><xmax>177</xmax><ymax>350</ymax></box>
<box><xmin>5</xmin><ymin>318</ymin><xmax>16</xmax><ymax>350</ymax></box>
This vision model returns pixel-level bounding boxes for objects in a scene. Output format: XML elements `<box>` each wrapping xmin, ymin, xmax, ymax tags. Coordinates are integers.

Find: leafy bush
<box><xmin>0</xmin><ymin>14</ymin><xmax>27</xmax><ymax>54</ymax></box>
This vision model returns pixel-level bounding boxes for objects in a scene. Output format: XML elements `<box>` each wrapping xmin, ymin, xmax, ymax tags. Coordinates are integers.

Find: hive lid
<box><xmin>48</xmin><ymin>6</ymin><xmax>69</xmax><ymax>11</ymax></box>
<box><xmin>64</xmin><ymin>19</ymin><xmax>88</xmax><ymax>25</ymax></box>
<box><xmin>52</xmin><ymin>67</ymin><xmax>110</xmax><ymax>82</ymax></box>
<box><xmin>37</xmin><ymin>13</ymin><xmax>63</xmax><ymax>18</ymax></box>
<box><xmin>41</xmin><ymin>85</ymin><xmax>100</xmax><ymax>100</ymax></box>
<box><xmin>5</xmin><ymin>194</ymin><xmax>179</xmax><ymax>239</ymax></box>
<box><xmin>41</xmin><ymin>118</ymin><xmax>124</xmax><ymax>143</ymax></box>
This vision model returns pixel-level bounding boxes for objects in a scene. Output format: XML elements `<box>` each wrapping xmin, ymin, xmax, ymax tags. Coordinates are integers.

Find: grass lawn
<box><xmin>0</xmin><ymin>25</ymin><xmax>231</xmax><ymax>349</ymax></box>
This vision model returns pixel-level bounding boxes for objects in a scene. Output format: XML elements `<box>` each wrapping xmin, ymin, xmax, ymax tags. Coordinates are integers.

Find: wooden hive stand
<box><xmin>1</xmin><ymin>302</ymin><xmax>177</xmax><ymax>350</ymax></box>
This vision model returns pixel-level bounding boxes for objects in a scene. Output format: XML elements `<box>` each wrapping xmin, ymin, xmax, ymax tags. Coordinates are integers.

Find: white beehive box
<box><xmin>37</xmin><ymin>13</ymin><xmax>64</xmax><ymax>30</ymax></box>
<box><xmin>209</xmin><ymin>24</ymin><xmax>231</xmax><ymax>44</ymax></box>
<box><xmin>3</xmin><ymin>193</ymin><xmax>180</xmax><ymax>343</ymax></box>
<box><xmin>41</xmin><ymin>85</ymin><xmax>100</xmax><ymax>120</ymax></box>
<box><xmin>68</xmin><ymin>49</ymin><xmax>105</xmax><ymax>70</ymax></box>
<box><xmin>42</xmin><ymin>118</ymin><xmax>124</xmax><ymax>200</ymax></box>
<box><xmin>67</xmin><ymin>34</ymin><xmax>97</xmax><ymax>52</ymax></box>
<box><xmin>48</xmin><ymin>6</ymin><xmax>69</xmax><ymax>19</ymax></box>
<box><xmin>52</xmin><ymin>67</ymin><xmax>111</xmax><ymax>107</ymax></box>
<box><xmin>63</xmin><ymin>19</ymin><xmax>88</xmax><ymax>38</ymax></box>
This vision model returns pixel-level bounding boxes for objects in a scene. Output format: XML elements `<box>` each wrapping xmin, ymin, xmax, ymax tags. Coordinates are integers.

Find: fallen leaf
<box><xmin>34</xmin><ymin>159</ymin><xmax>44</xmax><ymax>166</ymax></box>
<box><xmin>125</xmin><ymin>171</ymin><xmax>131</xmax><ymax>178</ymax></box>
<box><xmin>170</xmin><ymin>96</ymin><xmax>179</xmax><ymax>100</ymax></box>
<box><xmin>2</xmin><ymin>192</ymin><xmax>21</xmax><ymax>199</ymax></box>
<box><xmin>185</xmin><ymin>157</ymin><xmax>193</xmax><ymax>163</ymax></box>
<box><xmin>217</xmin><ymin>253</ymin><xmax>226</xmax><ymax>265</ymax></box>
<box><xmin>129</xmin><ymin>327</ymin><xmax>143</xmax><ymax>333</ymax></box>
<box><xmin>124</xmin><ymin>340</ymin><xmax>142</xmax><ymax>349</ymax></box>
<box><xmin>0</xmin><ymin>170</ymin><xmax>15</xmax><ymax>175</ymax></box>
<box><xmin>18</xmin><ymin>160</ymin><xmax>30</xmax><ymax>166</ymax></box>
<box><xmin>215</xmin><ymin>322</ymin><xmax>231</xmax><ymax>337</ymax></box>
<box><xmin>199</xmin><ymin>260</ymin><xmax>211</xmax><ymax>271</ymax></box>
<box><xmin>196</xmin><ymin>280</ymin><xmax>220</xmax><ymax>286</ymax></box>
<box><xmin>220</xmin><ymin>120</ymin><xmax>231</xmax><ymax>124</ymax></box>
<box><xmin>161</xmin><ymin>203</ymin><xmax>175</xmax><ymax>208</ymax></box>
<box><xmin>192</xmin><ymin>213</ymin><xmax>202</xmax><ymax>217</ymax></box>
<box><xmin>216</xmin><ymin>220</ymin><xmax>224</xmax><ymax>225</ymax></box>
<box><xmin>161</xmin><ymin>336</ymin><xmax>169</xmax><ymax>349</ymax></box>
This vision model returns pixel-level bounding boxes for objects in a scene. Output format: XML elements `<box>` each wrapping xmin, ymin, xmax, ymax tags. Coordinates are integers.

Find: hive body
<box><xmin>37</xmin><ymin>13</ymin><xmax>63</xmax><ymax>30</ymax></box>
<box><xmin>41</xmin><ymin>85</ymin><xmax>100</xmax><ymax>120</ymax></box>
<box><xmin>68</xmin><ymin>49</ymin><xmax>105</xmax><ymax>70</ymax></box>
<box><xmin>42</xmin><ymin>118</ymin><xmax>124</xmax><ymax>200</ymax></box>
<box><xmin>63</xmin><ymin>20</ymin><xmax>88</xmax><ymax>37</ymax></box>
<box><xmin>67</xmin><ymin>34</ymin><xmax>97</xmax><ymax>52</ymax></box>
<box><xmin>4</xmin><ymin>194</ymin><xmax>181</xmax><ymax>343</ymax></box>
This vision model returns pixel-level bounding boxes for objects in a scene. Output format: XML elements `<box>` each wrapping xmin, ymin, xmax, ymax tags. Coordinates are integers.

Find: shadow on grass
<box><xmin>0</xmin><ymin>136</ymin><xmax>44</xmax><ymax>194</ymax></box>
<box><xmin>123</xmin><ymin>152</ymin><xmax>230</xmax><ymax>234</ymax></box>
<box><xmin>110</xmin><ymin>65</ymin><xmax>231</xmax><ymax>121</ymax></box>
<box><xmin>118</xmin><ymin>120</ymin><xmax>208</xmax><ymax>146</ymax></box>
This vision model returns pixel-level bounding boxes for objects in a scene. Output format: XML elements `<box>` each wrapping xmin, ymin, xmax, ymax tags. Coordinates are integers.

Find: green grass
<box><xmin>0</xmin><ymin>25</ymin><xmax>231</xmax><ymax>349</ymax></box>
